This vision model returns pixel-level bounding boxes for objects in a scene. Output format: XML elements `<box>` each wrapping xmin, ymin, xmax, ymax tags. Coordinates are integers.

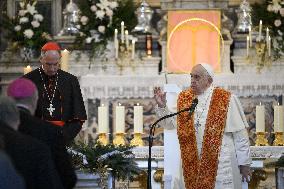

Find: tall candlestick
<box><xmin>61</xmin><ymin>49</ymin><xmax>70</xmax><ymax>72</ymax></box>
<box><xmin>134</xmin><ymin>104</ymin><xmax>143</xmax><ymax>133</ymax></box>
<box><xmin>274</xmin><ymin>104</ymin><xmax>284</xmax><ymax>132</ymax></box>
<box><xmin>125</xmin><ymin>30</ymin><xmax>129</xmax><ymax>49</ymax></box>
<box><xmin>115</xmin><ymin>104</ymin><xmax>125</xmax><ymax>133</ymax></box>
<box><xmin>268</xmin><ymin>36</ymin><xmax>271</xmax><ymax>57</ymax></box>
<box><xmin>258</xmin><ymin>20</ymin><xmax>262</xmax><ymax>41</ymax></box>
<box><xmin>98</xmin><ymin>104</ymin><xmax>108</xmax><ymax>133</ymax></box>
<box><xmin>249</xmin><ymin>26</ymin><xmax>252</xmax><ymax>47</ymax></box>
<box><xmin>121</xmin><ymin>21</ymin><xmax>125</xmax><ymax>42</ymax></box>
<box><xmin>246</xmin><ymin>36</ymin><xmax>249</xmax><ymax>57</ymax></box>
<box><xmin>266</xmin><ymin>27</ymin><xmax>269</xmax><ymax>46</ymax></box>
<box><xmin>256</xmin><ymin>103</ymin><xmax>265</xmax><ymax>132</ymax></box>
<box><xmin>131</xmin><ymin>39</ymin><xmax>135</xmax><ymax>60</ymax></box>
<box><xmin>115</xmin><ymin>39</ymin><xmax>119</xmax><ymax>59</ymax></box>
<box><xmin>23</xmin><ymin>65</ymin><xmax>32</xmax><ymax>75</ymax></box>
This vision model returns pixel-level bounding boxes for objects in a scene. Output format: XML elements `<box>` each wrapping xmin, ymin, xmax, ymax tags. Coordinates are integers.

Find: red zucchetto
<box><xmin>7</xmin><ymin>78</ymin><xmax>37</xmax><ymax>98</ymax></box>
<box><xmin>41</xmin><ymin>42</ymin><xmax>61</xmax><ymax>51</ymax></box>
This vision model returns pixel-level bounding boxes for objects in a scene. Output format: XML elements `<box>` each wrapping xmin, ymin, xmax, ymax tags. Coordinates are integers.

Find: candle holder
<box><xmin>97</xmin><ymin>133</ymin><xmax>108</xmax><ymax>146</ymax></box>
<box><xmin>130</xmin><ymin>133</ymin><xmax>144</xmax><ymax>146</ymax></box>
<box><xmin>113</xmin><ymin>133</ymin><xmax>126</xmax><ymax>146</ymax></box>
<box><xmin>273</xmin><ymin>132</ymin><xmax>284</xmax><ymax>146</ymax></box>
<box><xmin>255</xmin><ymin>132</ymin><xmax>269</xmax><ymax>146</ymax></box>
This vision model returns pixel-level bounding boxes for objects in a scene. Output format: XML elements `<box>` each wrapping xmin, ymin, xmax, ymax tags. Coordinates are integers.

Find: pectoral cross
<box><xmin>47</xmin><ymin>104</ymin><xmax>55</xmax><ymax>117</ymax></box>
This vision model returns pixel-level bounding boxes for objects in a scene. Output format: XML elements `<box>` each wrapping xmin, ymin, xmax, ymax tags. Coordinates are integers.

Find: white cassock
<box><xmin>155</xmin><ymin>85</ymin><xmax>251</xmax><ymax>189</ymax></box>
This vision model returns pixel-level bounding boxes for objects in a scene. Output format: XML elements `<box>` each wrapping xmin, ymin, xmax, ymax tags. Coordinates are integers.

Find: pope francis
<box><xmin>154</xmin><ymin>63</ymin><xmax>251</xmax><ymax>189</ymax></box>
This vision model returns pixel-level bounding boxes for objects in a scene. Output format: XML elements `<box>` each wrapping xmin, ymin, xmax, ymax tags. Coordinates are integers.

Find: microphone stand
<box><xmin>147</xmin><ymin>107</ymin><xmax>190</xmax><ymax>189</ymax></box>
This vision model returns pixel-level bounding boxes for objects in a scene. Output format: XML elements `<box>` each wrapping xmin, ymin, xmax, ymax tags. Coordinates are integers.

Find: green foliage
<box><xmin>74</xmin><ymin>0</ymin><xmax>138</xmax><ymax>63</ymax></box>
<box><xmin>1</xmin><ymin>0</ymin><xmax>51</xmax><ymax>53</ymax></box>
<box><xmin>70</xmin><ymin>142</ymin><xmax>141</xmax><ymax>181</ymax></box>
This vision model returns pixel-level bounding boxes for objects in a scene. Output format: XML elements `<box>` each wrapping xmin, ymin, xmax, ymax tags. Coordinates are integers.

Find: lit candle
<box><xmin>249</xmin><ymin>26</ymin><xmax>252</xmax><ymax>47</ymax></box>
<box><xmin>258</xmin><ymin>20</ymin><xmax>262</xmax><ymax>41</ymax></box>
<box><xmin>115</xmin><ymin>104</ymin><xmax>125</xmax><ymax>133</ymax></box>
<box><xmin>23</xmin><ymin>65</ymin><xmax>32</xmax><ymax>74</ymax></box>
<box><xmin>256</xmin><ymin>103</ymin><xmax>265</xmax><ymax>132</ymax></box>
<box><xmin>114</xmin><ymin>28</ymin><xmax>118</xmax><ymax>41</ymax></box>
<box><xmin>268</xmin><ymin>36</ymin><xmax>271</xmax><ymax>57</ymax></box>
<box><xmin>121</xmin><ymin>21</ymin><xmax>125</xmax><ymax>42</ymax></box>
<box><xmin>98</xmin><ymin>104</ymin><xmax>108</xmax><ymax>133</ymax></box>
<box><xmin>266</xmin><ymin>27</ymin><xmax>269</xmax><ymax>46</ymax></box>
<box><xmin>125</xmin><ymin>30</ymin><xmax>129</xmax><ymax>49</ymax></box>
<box><xmin>246</xmin><ymin>36</ymin><xmax>249</xmax><ymax>57</ymax></box>
<box><xmin>61</xmin><ymin>49</ymin><xmax>69</xmax><ymax>72</ymax></box>
<box><xmin>134</xmin><ymin>104</ymin><xmax>143</xmax><ymax>133</ymax></box>
<box><xmin>131</xmin><ymin>39</ymin><xmax>135</xmax><ymax>60</ymax></box>
<box><xmin>274</xmin><ymin>104</ymin><xmax>284</xmax><ymax>132</ymax></box>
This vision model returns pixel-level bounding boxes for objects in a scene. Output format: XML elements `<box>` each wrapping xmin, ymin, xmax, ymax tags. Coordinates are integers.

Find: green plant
<box><xmin>74</xmin><ymin>0</ymin><xmax>137</xmax><ymax>63</ymax></box>
<box><xmin>70</xmin><ymin>142</ymin><xmax>141</xmax><ymax>182</ymax></box>
<box><xmin>1</xmin><ymin>0</ymin><xmax>51</xmax><ymax>54</ymax></box>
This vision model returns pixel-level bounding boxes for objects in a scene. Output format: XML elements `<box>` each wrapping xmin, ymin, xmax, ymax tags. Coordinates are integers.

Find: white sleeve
<box><xmin>154</xmin><ymin>105</ymin><xmax>177</xmax><ymax>130</ymax></box>
<box><xmin>233</xmin><ymin>129</ymin><xmax>252</xmax><ymax>166</ymax></box>
<box><xmin>225</xmin><ymin>94</ymin><xmax>249</xmax><ymax>132</ymax></box>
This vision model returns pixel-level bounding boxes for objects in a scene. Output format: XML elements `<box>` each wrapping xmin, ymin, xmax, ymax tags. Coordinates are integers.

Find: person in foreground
<box><xmin>23</xmin><ymin>42</ymin><xmax>87</xmax><ymax>142</ymax></box>
<box><xmin>154</xmin><ymin>63</ymin><xmax>251</xmax><ymax>189</ymax></box>
<box><xmin>7</xmin><ymin>78</ymin><xmax>77</xmax><ymax>189</ymax></box>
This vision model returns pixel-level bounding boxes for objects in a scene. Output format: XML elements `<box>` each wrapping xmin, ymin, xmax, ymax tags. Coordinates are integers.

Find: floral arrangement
<box><xmin>74</xmin><ymin>0</ymin><xmax>137</xmax><ymax>62</ymax></box>
<box><xmin>252</xmin><ymin>0</ymin><xmax>284</xmax><ymax>59</ymax></box>
<box><xmin>2</xmin><ymin>0</ymin><xmax>51</xmax><ymax>57</ymax></box>
<box><xmin>69</xmin><ymin>142</ymin><xmax>141</xmax><ymax>186</ymax></box>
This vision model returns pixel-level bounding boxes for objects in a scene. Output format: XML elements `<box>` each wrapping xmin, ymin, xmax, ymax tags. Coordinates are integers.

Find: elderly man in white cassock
<box><xmin>154</xmin><ymin>63</ymin><xmax>251</xmax><ymax>189</ymax></box>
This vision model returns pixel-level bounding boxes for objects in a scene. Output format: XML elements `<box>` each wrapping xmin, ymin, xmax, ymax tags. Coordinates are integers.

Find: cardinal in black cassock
<box><xmin>24</xmin><ymin>42</ymin><xmax>87</xmax><ymax>142</ymax></box>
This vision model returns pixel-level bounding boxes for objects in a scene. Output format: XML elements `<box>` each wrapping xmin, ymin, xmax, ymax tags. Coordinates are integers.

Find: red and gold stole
<box><xmin>177</xmin><ymin>87</ymin><xmax>231</xmax><ymax>189</ymax></box>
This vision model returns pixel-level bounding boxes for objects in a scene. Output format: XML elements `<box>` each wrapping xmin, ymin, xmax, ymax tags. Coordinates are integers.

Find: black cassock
<box><xmin>24</xmin><ymin>67</ymin><xmax>87</xmax><ymax>141</ymax></box>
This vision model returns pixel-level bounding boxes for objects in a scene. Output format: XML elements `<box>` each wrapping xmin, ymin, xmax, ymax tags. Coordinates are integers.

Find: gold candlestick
<box><xmin>130</xmin><ymin>133</ymin><xmax>144</xmax><ymax>146</ymax></box>
<box><xmin>273</xmin><ymin>132</ymin><xmax>284</xmax><ymax>146</ymax></box>
<box><xmin>97</xmin><ymin>133</ymin><xmax>108</xmax><ymax>146</ymax></box>
<box><xmin>255</xmin><ymin>132</ymin><xmax>269</xmax><ymax>146</ymax></box>
<box><xmin>113</xmin><ymin>133</ymin><xmax>126</xmax><ymax>146</ymax></box>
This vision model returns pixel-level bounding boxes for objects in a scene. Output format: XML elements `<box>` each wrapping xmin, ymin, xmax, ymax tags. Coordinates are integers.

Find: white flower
<box><xmin>267</xmin><ymin>5</ymin><xmax>273</xmax><ymax>12</ymax></box>
<box><xmin>26</xmin><ymin>3</ymin><xmax>37</xmax><ymax>15</ymax></box>
<box><xmin>34</xmin><ymin>14</ymin><xmax>44</xmax><ymax>22</ymax></box>
<box><xmin>18</xmin><ymin>10</ymin><xmax>27</xmax><ymax>17</ymax></box>
<box><xmin>109</xmin><ymin>1</ymin><xmax>118</xmax><ymax>9</ymax></box>
<box><xmin>98</xmin><ymin>25</ymin><xmax>105</xmax><ymax>33</ymax></box>
<box><xmin>106</xmin><ymin>8</ymin><xmax>113</xmax><ymax>17</ymax></box>
<box><xmin>96</xmin><ymin>10</ymin><xmax>105</xmax><ymax>20</ymax></box>
<box><xmin>14</xmin><ymin>25</ymin><xmax>21</xmax><ymax>31</ymax></box>
<box><xmin>76</xmin><ymin>24</ymin><xmax>81</xmax><ymax>29</ymax></box>
<box><xmin>19</xmin><ymin>17</ymin><xmax>29</xmax><ymax>24</ymax></box>
<box><xmin>274</xmin><ymin>19</ymin><xmax>282</xmax><ymax>27</ymax></box>
<box><xmin>280</xmin><ymin>8</ymin><xmax>284</xmax><ymax>16</ymax></box>
<box><xmin>278</xmin><ymin>29</ymin><xmax>283</xmax><ymax>36</ymax></box>
<box><xmin>19</xmin><ymin>2</ymin><xmax>25</xmax><ymax>8</ymax></box>
<box><xmin>90</xmin><ymin>5</ymin><xmax>97</xmax><ymax>12</ymax></box>
<box><xmin>31</xmin><ymin>20</ymin><xmax>40</xmax><ymax>28</ymax></box>
<box><xmin>80</xmin><ymin>16</ymin><xmax>89</xmax><ymax>25</ymax></box>
<box><xmin>85</xmin><ymin>37</ymin><xmax>93</xmax><ymax>43</ymax></box>
<box><xmin>23</xmin><ymin>29</ymin><xmax>34</xmax><ymax>39</ymax></box>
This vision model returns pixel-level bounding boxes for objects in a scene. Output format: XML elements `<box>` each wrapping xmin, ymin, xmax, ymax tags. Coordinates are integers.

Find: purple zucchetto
<box><xmin>7</xmin><ymin>78</ymin><xmax>36</xmax><ymax>98</ymax></box>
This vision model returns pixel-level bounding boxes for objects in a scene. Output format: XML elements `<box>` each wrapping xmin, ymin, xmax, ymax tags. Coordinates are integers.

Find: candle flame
<box><xmin>101</xmin><ymin>104</ymin><xmax>104</xmax><ymax>107</ymax></box>
<box><xmin>137</xmin><ymin>103</ymin><xmax>139</xmax><ymax>106</ymax></box>
<box><xmin>27</xmin><ymin>65</ymin><xmax>31</xmax><ymax>69</ymax></box>
<box><xmin>118</xmin><ymin>103</ymin><xmax>121</xmax><ymax>106</ymax></box>
<box><xmin>278</xmin><ymin>102</ymin><xmax>280</xmax><ymax>106</ymax></box>
<box><xmin>260</xmin><ymin>102</ymin><xmax>262</xmax><ymax>106</ymax></box>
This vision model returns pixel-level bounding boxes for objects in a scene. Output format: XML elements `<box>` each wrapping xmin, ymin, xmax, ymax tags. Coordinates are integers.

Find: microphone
<box><xmin>188</xmin><ymin>98</ymin><xmax>198</xmax><ymax>115</ymax></box>
<box><xmin>147</xmin><ymin>98</ymin><xmax>198</xmax><ymax>189</ymax></box>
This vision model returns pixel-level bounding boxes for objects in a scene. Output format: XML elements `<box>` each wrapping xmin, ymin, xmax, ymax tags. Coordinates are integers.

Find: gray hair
<box><xmin>40</xmin><ymin>50</ymin><xmax>61</xmax><ymax>60</ymax></box>
<box><xmin>0</xmin><ymin>96</ymin><xmax>20</xmax><ymax>130</ymax></box>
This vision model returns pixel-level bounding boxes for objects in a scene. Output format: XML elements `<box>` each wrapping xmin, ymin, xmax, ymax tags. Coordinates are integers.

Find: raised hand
<box><xmin>153</xmin><ymin>87</ymin><xmax>167</xmax><ymax>108</ymax></box>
